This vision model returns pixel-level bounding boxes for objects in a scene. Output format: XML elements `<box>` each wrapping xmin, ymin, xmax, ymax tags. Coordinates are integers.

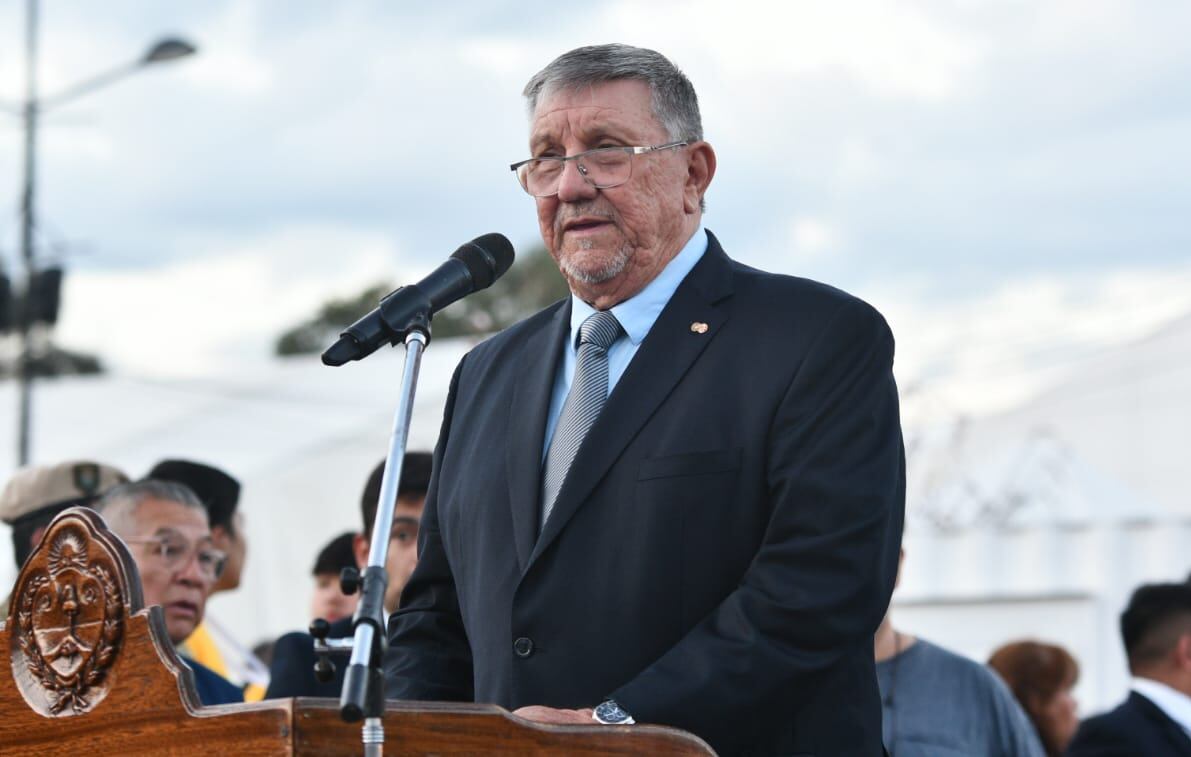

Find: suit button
<box><xmin>513</xmin><ymin>637</ymin><xmax>534</xmax><ymax>658</ymax></box>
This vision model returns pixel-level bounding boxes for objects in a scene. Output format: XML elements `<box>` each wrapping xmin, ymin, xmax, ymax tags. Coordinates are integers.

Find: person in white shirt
<box><xmin>1067</xmin><ymin>581</ymin><xmax>1191</xmax><ymax>756</ymax></box>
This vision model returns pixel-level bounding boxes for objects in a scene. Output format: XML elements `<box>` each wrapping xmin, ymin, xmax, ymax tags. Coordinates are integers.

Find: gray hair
<box><xmin>94</xmin><ymin>478</ymin><xmax>206</xmax><ymax>535</ymax></box>
<box><xmin>522</xmin><ymin>44</ymin><xmax>703</xmax><ymax>142</ymax></box>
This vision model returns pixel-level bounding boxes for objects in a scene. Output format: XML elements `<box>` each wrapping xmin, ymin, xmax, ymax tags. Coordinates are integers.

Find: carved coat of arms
<box><xmin>9</xmin><ymin>520</ymin><xmax>125</xmax><ymax>715</ymax></box>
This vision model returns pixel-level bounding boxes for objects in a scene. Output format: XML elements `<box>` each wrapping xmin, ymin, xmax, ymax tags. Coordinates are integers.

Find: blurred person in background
<box><xmin>148</xmin><ymin>460</ymin><xmax>246</xmax><ymax>595</ymax></box>
<box><xmin>265</xmin><ymin>452</ymin><xmax>431</xmax><ymax>699</ymax></box>
<box><xmin>252</xmin><ymin>638</ymin><xmax>276</xmax><ymax>669</ymax></box>
<box><xmin>876</xmin><ymin>550</ymin><xmax>1044</xmax><ymax>756</ymax></box>
<box><xmin>94</xmin><ymin>478</ymin><xmax>242</xmax><ymax>705</ymax></box>
<box><xmin>0</xmin><ymin>460</ymin><xmax>128</xmax><ymax>617</ymax></box>
<box><xmin>1067</xmin><ymin>581</ymin><xmax>1191</xmax><ymax>756</ymax></box>
<box><xmin>988</xmin><ymin>640</ymin><xmax>1080</xmax><ymax>756</ymax></box>
<box><xmin>347</xmin><ymin>452</ymin><xmax>432</xmax><ymax>612</ymax></box>
<box><xmin>149</xmin><ymin>459</ymin><xmax>267</xmax><ymax>700</ymax></box>
<box><xmin>310</xmin><ymin>531</ymin><xmax>359</xmax><ymax>623</ymax></box>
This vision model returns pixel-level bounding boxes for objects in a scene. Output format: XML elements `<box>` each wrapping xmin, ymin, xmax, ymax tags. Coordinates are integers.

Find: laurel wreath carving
<box><xmin>16</xmin><ymin>574</ymin><xmax>57</xmax><ymax>697</ymax></box>
<box><xmin>84</xmin><ymin>563</ymin><xmax>123</xmax><ymax>688</ymax></box>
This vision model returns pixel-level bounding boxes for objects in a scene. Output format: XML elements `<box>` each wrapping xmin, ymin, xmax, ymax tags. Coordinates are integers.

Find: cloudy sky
<box><xmin>1</xmin><ymin>0</ymin><xmax>1189</xmax><ymax>418</ymax></box>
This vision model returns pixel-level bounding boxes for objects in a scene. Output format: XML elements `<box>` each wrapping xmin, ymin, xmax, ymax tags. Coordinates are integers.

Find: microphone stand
<box><xmin>335</xmin><ymin>310</ymin><xmax>431</xmax><ymax>757</ymax></box>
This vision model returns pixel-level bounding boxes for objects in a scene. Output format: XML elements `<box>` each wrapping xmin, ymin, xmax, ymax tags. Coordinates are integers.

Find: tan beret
<box><xmin>0</xmin><ymin>460</ymin><xmax>129</xmax><ymax>525</ymax></box>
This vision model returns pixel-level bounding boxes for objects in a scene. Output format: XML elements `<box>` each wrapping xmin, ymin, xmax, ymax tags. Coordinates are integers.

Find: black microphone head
<box><xmin>451</xmin><ymin>233</ymin><xmax>515</xmax><ymax>290</ymax></box>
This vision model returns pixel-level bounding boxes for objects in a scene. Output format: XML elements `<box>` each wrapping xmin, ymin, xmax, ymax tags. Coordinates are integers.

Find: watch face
<box><xmin>595</xmin><ymin>700</ymin><xmax>631</xmax><ymax>724</ymax></box>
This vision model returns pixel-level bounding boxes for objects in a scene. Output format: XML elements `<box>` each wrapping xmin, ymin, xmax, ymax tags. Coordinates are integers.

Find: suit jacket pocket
<box><xmin>637</xmin><ymin>448</ymin><xmax>742</xmax><ymax>480</ymax></box>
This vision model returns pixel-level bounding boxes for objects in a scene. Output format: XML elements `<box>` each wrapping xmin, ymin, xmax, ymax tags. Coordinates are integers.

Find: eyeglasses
<box><xmin>125</xmin><ymin>536</ymin><xmax>227</xmax><ymax>582</ymax></box>
<box><xmin>510</xmin><ymin>141</ymin><xmax>688</xmax><ymax>198</ymax></box>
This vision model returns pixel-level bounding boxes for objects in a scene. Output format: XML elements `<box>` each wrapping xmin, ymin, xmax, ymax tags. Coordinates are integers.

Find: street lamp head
<box><xmin>142</xmin><ymin>38</ymin><xmax>197</xmax><ymax>65</ymax></box>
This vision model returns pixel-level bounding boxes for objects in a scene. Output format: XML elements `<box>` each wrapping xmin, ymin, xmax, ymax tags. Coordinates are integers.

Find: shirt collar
<box><xmin>568</xmin><ymin>225</ymin><xmax>708</xmax><ymax>348</ymax></box>
<box><xmin>1132</xmin><ymin>677</ymin><xmax>1191</xmax><ymax>736</ymax></box>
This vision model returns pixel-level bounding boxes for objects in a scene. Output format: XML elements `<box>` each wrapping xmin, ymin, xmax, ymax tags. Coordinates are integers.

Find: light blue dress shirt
<box><xmin>541</xmin><ymin>226</ymin><xmax>708</xmax><ymax>460</ymax></box>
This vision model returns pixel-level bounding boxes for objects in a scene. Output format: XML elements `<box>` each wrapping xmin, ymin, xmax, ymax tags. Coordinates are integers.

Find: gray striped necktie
<box><xmin>540</xmin><ymin>310</ymin><xmax>623</xmax><ymax>530</ymax></box>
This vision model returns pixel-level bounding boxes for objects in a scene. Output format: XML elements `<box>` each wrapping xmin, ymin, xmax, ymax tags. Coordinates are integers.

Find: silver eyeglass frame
<box><xmin>510</xmin><ymin>141</ymin><xmax>689</xmax><ymax>197</ymax></box>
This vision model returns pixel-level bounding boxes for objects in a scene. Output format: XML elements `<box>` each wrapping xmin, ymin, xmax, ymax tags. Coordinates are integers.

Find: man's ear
<box><xmin>683</xmin><ymin>141</ymin><xmax>716</xmax><ymax>215</ymax></box>
<box><xmin>352</xmin><ymin>533</ymin><xmax>369</xmax><ymax>570</ymax></box>
<box><xmin>29</xmin><ymin>525</ymin><xmax>47</xmax><ymax>553</ymax></box>
<box><xmin>1177</xmin><ymin>632</ymin><xmax>1191</xmax><ymax>671</ymax></box>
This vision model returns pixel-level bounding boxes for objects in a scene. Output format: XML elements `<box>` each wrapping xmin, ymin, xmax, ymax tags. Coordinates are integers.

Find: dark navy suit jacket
<box><xmin>265</xmin><ymin>616</ymin><xmax>353</xmax><ymax>699</ymax></box>
<box><xmin>184</xmin><ymin>656</ymin><xmax>243</xmax><ymax>706</ymax></box>
<box><xmin>386</xmin><ymin>232</ymin><xmax>905</xmax><ymax>755</ymax></box>
<box><xmin>1066</xmin><ymin>691</ymin><xmax>1191</xmax><ymax>757</ymax></box>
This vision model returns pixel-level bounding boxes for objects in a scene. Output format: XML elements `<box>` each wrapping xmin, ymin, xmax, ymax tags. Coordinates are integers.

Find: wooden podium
<box><xmin>1</xmin><ymin>509</ymin><xmax>714</xmax><ymax>756</ymax></box>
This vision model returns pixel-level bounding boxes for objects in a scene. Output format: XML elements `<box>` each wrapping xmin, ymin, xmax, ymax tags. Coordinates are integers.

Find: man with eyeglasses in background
<box><xmin>148</xmin><ymin>459</ymin><xmax>269</xmax><ymax>701</ymax></box>
<box><xmin>93</xmin><ymin>479</ymin><xmax>243</xmax><ymax>705</ymax></box>
<box><xmin>386</xmin><ymin>44</ymin><xmax>904</xmax><ymax>756</ymax></box>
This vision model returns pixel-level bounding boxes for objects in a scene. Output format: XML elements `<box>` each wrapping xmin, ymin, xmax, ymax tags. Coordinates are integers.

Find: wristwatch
<box><xmin>593</xmin><ymin>699</ymin><xmax>636</xmax><ymax>725</ymax></box>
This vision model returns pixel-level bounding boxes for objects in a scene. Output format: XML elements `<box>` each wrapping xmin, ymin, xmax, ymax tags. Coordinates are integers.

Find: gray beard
<box><xmin>557</xmin><ymin>239</ymin><xmax>632</xmax><ymax>285</ymax></box>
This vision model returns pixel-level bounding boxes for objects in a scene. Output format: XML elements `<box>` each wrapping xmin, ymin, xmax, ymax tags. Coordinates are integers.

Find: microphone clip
<box><xmin>323</xmin><ymin>287</ymin><xmax>433</xmax><ymax>367</ymax></box>
<box><xmin>310</xmin><ymin>617</ymin><xmax>355</xmax><ymax>683</ymax></box>
<box><xmin>375</xmin><ymin>284</ymin><xmax>434</xmax><ymax>346</ymax></box>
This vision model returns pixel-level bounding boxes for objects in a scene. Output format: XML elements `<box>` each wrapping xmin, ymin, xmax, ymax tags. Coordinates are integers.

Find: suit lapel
<box><xmin>1130</xmin><ymin>692</ymin><xmax>1191</xmax><ymax>752</ymax></box>
<box><xmin>505</xmin><ymin>299</ymin><xmax>570</xmax><ymax>571</ymax></box>
<box><xmin>528</xmin><ymin>233</ymin><xmax>735</xmax><ymax>569</ymax></box>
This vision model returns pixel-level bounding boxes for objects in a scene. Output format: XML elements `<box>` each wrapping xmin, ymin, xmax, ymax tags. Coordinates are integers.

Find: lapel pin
<box><xmin>690</xmin><ymin>321</ymin><xmax>709</xmax><ymax>334</ymax></box>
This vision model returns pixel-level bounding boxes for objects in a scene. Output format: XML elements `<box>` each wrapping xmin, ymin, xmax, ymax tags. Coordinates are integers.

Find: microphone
<box><xmin>322</xmin><ymin>233</ymin><xmax>515</xmax><ymax>366</ymax></box>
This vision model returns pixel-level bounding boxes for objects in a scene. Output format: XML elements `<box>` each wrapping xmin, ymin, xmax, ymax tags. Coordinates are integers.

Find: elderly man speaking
<box><xmin>385</xmin><ymin>43</ymin><xmax>904</xmax><ymax>756</ymax></box>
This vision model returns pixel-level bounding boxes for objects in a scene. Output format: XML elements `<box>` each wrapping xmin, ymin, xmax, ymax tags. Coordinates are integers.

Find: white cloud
<box><xmin>173</xmin><ymin>3</ymin><xmax>273</xmax><ymax>95</ymax></box>
<box><xmin>183</xmin><ymin>50</ymin><xmax>273</xmax><ymax>95</ymax></box>
<box><xmin>833</xmin><ymin>137</ymin><xmax>884</xmax><ymax>189</ymax></box>
<box><xmin>878</xmin><ymin>264</ymin><xmax>1191</xmax><ymax>423</ymax></box>
<box><xmin>605</xmin><ymin>0</ymin><xmax>988</xmax><ymax>101</ymax></box>
<box><xmin>458</xmin><ymin>39</ymin><xmax>547</xmax><ymax>80</ymax></box>
<box><xmin>55</xmin><ymin>224</ymin><xmax>411</xmax><ymax>377</ymax></box>
<box><xmin>788</xmin><ymin>216</ymin><xmax>837</xmax><ymax>261</ymax></box>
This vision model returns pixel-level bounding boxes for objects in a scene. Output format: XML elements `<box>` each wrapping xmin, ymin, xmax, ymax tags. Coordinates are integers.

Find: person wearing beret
<box><xmin>1</xmin><ymin>460</ymin><xmax>128</xmax><ymax>617</ymax></box>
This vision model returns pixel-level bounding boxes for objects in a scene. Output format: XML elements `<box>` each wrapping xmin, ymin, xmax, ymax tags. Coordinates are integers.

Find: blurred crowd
<box><xmin>2</xmin><ymin>456</ymin><xmax>1189</xmax><ymax>755</ymax></box>
<box><xmin>877</xmin><ymin>549</ymin><xmax>1191</xmax><ymax>755</ymax></box>
<box><xmin>0</xmin><ymin>454</ymin><xmax>430</xmax><ymax>706</ymax></box>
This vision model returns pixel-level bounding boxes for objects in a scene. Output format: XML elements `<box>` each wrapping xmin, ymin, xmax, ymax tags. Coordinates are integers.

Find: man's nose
<box><xmin>175</xmin><ymin>551</ymin><xmax>208</xmax><ymax>587</ymax></box>
<box><xmin>556</xmin><ymin>158</ymin><xmax>598</xmax><ymax>202</ymax></box>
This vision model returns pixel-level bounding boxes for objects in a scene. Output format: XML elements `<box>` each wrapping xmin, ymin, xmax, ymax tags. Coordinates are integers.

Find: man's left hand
<box><xmin>512</xmin><ymin>705</ymin><xmax>595</xmax><ymax>724</ymax></box>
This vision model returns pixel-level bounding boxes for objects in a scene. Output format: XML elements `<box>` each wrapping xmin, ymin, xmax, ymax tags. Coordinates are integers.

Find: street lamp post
<box><xmin>12</xmin><ymin>0</ymin><xmax>196</xmax><ymax>465</ymax></box>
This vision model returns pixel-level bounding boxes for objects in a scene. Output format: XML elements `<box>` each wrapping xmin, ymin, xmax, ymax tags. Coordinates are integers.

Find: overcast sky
<box><xmin>1</xmin><ymin>0</ymin><xmax>1189</xmax><ymax>418</ymax></box>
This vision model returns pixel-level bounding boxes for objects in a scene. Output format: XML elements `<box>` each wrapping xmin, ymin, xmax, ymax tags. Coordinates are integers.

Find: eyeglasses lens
<box><xmin>522</xmin><ymin>149</ymin><xmax>632</xmax><ymax>196</ymax></box>
<box><xmin>153</xmin><ymin>539</ymin><xmax>226</xmax><ymax>581</ymax></box>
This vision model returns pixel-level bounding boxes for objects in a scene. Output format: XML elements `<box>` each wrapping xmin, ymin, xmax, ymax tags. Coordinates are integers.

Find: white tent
<box><xmin>897</xmin><ymin>311</ymin><xmax>1191</xmax><ymax>712</ymax></box>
